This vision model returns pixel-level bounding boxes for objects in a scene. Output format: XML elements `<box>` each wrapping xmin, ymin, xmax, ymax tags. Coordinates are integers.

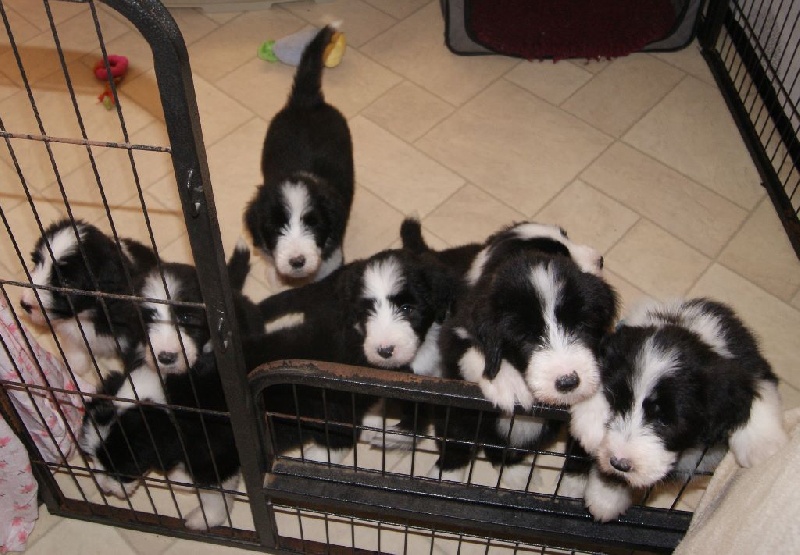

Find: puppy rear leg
<box><xmin>184</xmin><ymin>474</ymin><xmax>240</xmax><ymax>530</ymax></box>
<box><xmin>729</xmin><ymin>381</ymin><xmax>789</xmax><ymax>468</ymax></box>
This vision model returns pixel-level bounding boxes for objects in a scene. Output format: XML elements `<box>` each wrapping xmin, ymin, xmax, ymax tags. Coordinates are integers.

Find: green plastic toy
<box><xmin>258</xmin><ymin>25</ymin><xmax>346</xmax><ymax>68</ymax></box>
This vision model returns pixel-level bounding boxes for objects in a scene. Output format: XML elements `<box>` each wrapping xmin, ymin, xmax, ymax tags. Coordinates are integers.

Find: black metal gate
<box><xmin>701</xmin><ymin>0</ymin><xmax>800</xmax><ymax>259</ymax></box>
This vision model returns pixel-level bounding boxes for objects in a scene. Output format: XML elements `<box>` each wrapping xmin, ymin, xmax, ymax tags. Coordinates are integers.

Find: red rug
<box><xmin>467</xmin><ymin>0</ymin><xmax>678</xmax><ymax>61</ymax></box>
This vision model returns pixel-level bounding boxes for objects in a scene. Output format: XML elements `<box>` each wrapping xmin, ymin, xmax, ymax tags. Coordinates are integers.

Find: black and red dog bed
<box><xmin>441</xmin><ymin>0</ymin><xmax>705</xmax><ymax>61</ymax></box>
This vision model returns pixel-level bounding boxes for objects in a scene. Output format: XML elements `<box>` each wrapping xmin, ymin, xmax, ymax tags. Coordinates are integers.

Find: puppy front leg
<box><xmin>584</xmin><ymin>466</ymin><xmax>633</xmax><ymax>522</ymax></box>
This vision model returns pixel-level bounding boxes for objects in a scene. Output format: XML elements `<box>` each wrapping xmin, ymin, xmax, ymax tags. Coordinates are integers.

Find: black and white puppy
<box><xmin>137</xmin><ymin>241</ymin><xmax>262</xmax><ymax>375</ymax></box>
<box><xmin>258</xmin><ymin>248</ymin><xmax>456</xmax><ymax>373</ymax></box>
<box><xmin>254</xmin><ymin>248</ymin><xmax>458</xmax><ymax>463</ymax></box>
<box><xmin>400</xmin><ymin>217</ymin><xmax>605</xmax><ymax>286</ymax></box>
<box><xmin>79</xmin><ymin>355</ymin><xmax>239</xmax><ymax>530</ymax></box>
<box><xmin>430</xmin><ymin>251</ymin><xmax>618</xmax><ymax>483</ymax></box>
<box><xmin>244</xmin><ymin>25</ymin><xmax>354</xmax><ymax>286</ymax></box>
<box><xmin>20</xmin><ymin>218</ymin><xmax>158</xmax><ymax>376</ymax></box>
<box><xmin>569</xmin><ymin>298</ymin><xmax>789</xmax><ymax>522</ymax></box>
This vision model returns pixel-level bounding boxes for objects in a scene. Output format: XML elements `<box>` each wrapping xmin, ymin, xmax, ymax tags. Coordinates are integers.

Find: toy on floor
<box><xmin>93</xmin><ymin>54</ymin><xmax>128</xmax><ymax>110</ymax></box>
<box><xmin>258</xmin><ymin>25</ymin><xmax>346</xmax><ymax>68</ymax></box>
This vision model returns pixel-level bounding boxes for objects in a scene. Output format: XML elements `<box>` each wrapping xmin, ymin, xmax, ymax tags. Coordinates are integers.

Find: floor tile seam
<box><xmin>576</xmin><ymin>151</ymin><xmax>751</xmax><ymax>261</ymax></box>
<box><xmin>604</xmin><ymin>214</ymin><xmax>713</xmax><ymax>292</ymax></box>
<box><xmin>541</xmin><ymin>67</ymin><xmax>688</xmax><ymax>142</ymax></box>
<box><xmin>200</xmin><ymin>112</ymin><xmax>260</xmax><ymax>154</ymax></box>
<box><xmin>532</xmin><ymin>175</ymin><xmax>641</xmax><ymax>253</ymax></box>
<box><xmin>354</xmin><ymin>82</ymin><xmax>455</xmax><ymax>143</ymax></box>
<box><xmin>617</xmin><ymin>133</ymin><xmax>765</xmax><ymax>214</ymax></box>
<box><xmin>359</xmin><ymin>0</ymin><xmax>429</xmax><ymax>22</ymax></box>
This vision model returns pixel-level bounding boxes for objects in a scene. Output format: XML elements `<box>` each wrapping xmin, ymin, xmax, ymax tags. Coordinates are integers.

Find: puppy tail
<box><xmin>227</xmin><ymin>239</ymin><xmax>251</xmax><ymax>293</ymax></box>
<box><xmin>400</xmin><ymin>217</ymin><xmax>429</xmax><ymax>253</ymax></box>
<box><xmin>287</xmin><ymin>25</ymin><xmax>336</xmax><ymax>109</ymax></box>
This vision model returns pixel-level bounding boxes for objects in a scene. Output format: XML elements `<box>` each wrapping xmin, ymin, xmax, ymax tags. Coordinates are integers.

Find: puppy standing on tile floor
<box><xmin>568</xmin><ymin>297</ymin><xmax>789</xmax><ymax>522</ymax></box>
<box><xmin>245</xmin><ymin>24</ymin><xmax>354</xmax><ymax>288</ymax></box>
<box><xmin>20</xmin><ymin>218</ymin><xmax>158</xmax><ymax>381</ymax></box>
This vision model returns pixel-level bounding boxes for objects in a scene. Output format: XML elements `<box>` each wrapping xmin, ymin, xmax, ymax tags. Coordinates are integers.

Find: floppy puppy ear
<box><xmin>243</xmin><ymin>192</ymin><xmax>266</xmax><ymax>250</ymax></box>
<box><xmin>475</xmin><ymin>320</ymin><xmax>504</xmax><ymax>381</ymax></box>
<box><xmin>416</xmin><ymin>261</ymin><xmax>458</xmax><ymax>323</ymax></box>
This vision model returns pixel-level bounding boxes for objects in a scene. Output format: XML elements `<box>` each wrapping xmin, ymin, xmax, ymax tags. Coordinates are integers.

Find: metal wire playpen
<box><xmin>702</xmin><ymin>0</ymin><xmax>800</xmax><ymax>259</ymax></box>
<box><xmin>5</xmin><ymin>0</ymin><xmax>795</xmax><ymax>553</ymax></box>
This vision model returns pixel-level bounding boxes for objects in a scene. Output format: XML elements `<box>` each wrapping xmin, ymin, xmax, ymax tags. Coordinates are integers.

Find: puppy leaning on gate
<box><xmin>398</xmin><ymin>219</ymin><xmax>617</xmax><ymax>485</ymax></box>
<box><xmin>568</xmin><ymin>297</ymin><xmax>789</xmax><ymax>522</ymax></box>
<box><xmin>244</xmin><ymin>25</ymin><xmax>354</xmax><ymax>287</ymax></box>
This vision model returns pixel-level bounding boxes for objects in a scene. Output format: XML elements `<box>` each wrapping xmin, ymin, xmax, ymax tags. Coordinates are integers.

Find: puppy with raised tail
<box><xmin>569</xmin><ymin>298</ymin><xmax>789</xmax><ymax>522</ymax></box>
<box><xmin>245</xmin><ymin>25</ymin><xmax>354</xmax><ymax>287</ymax></box>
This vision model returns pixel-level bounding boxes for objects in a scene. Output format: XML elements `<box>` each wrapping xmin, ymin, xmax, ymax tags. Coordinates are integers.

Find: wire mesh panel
<box><xmin>701</xmin><ymin>0</ymin><xmax>800</xmax><ymax>259</ymax></box>
<box><xmin>251</xmin><ymin>361</ymin><xmax>708</xmax><ymax>554</ymax></box>
<box><xmin>0</xmin><ymin>0</ymin><xmax>268</xmax><ymax>549</ymax></box>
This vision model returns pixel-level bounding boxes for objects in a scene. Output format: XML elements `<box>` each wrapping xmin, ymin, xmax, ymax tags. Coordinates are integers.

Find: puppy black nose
<box><xmin>377</xmin><ymin>345</ymin><xmax>395</xmax><ymax>359</ymax></box>
<box><xmin>289</xmin><ymin>256</ymin><xmax>306</xmax><ymax>270</ymax></box>
<box><xmin>157</xmin><ymin>352</ymin><xmax>178</xmax><ymax>365</ymax></box>
<box><xmin>610</xmin><ymin>456</ymin><xmax>632</xmax><ymax>473</ymax></box>
<box><xmin>20</xmin><ymin>300</ymin><xmax>32</xmax><ymax>314</ymax></box>
<box><xmin>555</xmin><ymin>371</ymin><xmax>580</xmax><ymax>392</ymax></box>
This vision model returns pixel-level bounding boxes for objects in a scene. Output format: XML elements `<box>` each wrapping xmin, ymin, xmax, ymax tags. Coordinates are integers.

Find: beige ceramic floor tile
<box><xmin>361</xmin><ymin>81</ymin><xmax>453</xmax><ymax>142</ymax></box>
<box><xmin>793</xmin><ymin>288</ymin><xmax>800</xmax><ymax>311</ymax></box>
<box><xmin>182</xmin><ymin>8</ymin><xmax>303</xmax><ymax>83</ymax></box>
<box><xmin>117</xmin><ymin>68</ymin><xmax>165</xmax><ymax>121</ymax></box>
<box><xmin>167</xmin><ymin>7</ymin><xmax>221</xmax><ymax>45</ymax></box>
<box><xmin>418</xmin><ymin>80</ymin><xmax>612</xmax><ymax>216</ymax></box>
<box><xmin>351</xmin><ymin>116</ymin><xmax>463</xmax><ymax>217</ymax></box>
<box><xmin>689</xmin><ymin>263</ymin><xmax>800</xmax><ymax>389</ymax></box>
<box><xmin>117</xmin><ymin>527</ymin><xmax>177</xmax><ymax>555</ymax></box>
<box><xmin>24</xmin><ymin>517</ymin><xmax>139</xmax><ymax>555</ymax></box>
<box><xmin>605</xmin><ymin>219</ymin><xmax>710</xmax><ymax>297</ymax></box>
<box><xmin>561</xmin><ymin>54</ymin><xmax>684</xmax><ymax>137</ymax></box>
<box><xmin>215</xmin><ymin>56</ymin><xmax>295</xmax><ymax>123</ymax></box>
<box><xmin>363</xmin><ymin>0</ymin><xmax>430</xmax><ymax>19</ymax></box>
<box><xmin>624</xmin><ymin>76</ymin><xmax>764</xmax><ymax>209</ymax></box>
<box><xmin>342</xmin><ymin>185</ymin><xmax>405</xmax><ymax>260</ymax></box>
<box><xmin>0</xmin><ymin>6</ymin><xmax>42</xmax><ymax>45</ymax></box>
<box><xmin>0</xmin><ymin>195</ymin><xmax>65</xmax><ymax>282</ymax></box>
<box><xmin>0</xmin><ymin>69</ymin><xmax>21</xmax><ymax>102</ymax></box>
<box><xmin>361</xmin><ymin>2</ymin><xmax>517</xmax><ymax>106</ymax></box>
<box><xmin>192</xmin><ymin>75</ymin><xmax>254</xmax><ymax>146</ymax></box>
<box><xmin>0</xmin><ymin>6</ymin><xmax>130</xmax><ymax>87</ymax></box>
<box><xmin>779</xmin><ymin>382</ymin><xmax>800</xmax><ymax>411</ymax></box>
<box><xmin>505</xmin><ymin>59</ymin><xmax>593</xmax><ymax>106</ymax></box>
<box><xmin>582</xmin><ymin>142</ymin><xmax>747</xmax><ymax>257</ymax></box>
<box><xmin>204</xmin><ymin>116</ymin><xmax>268</xmax><ymax>251</ymax></box>
<box><xmin>421</xmin><ymin>184</ymin><xmax>525</xmax><ymax>246</ymax></box>
<box><xmin>718</xmin><ymin>199</ymin><xmax>800</xmax><ymax>302</ymax></box>
<box><xmin>6</xmin><ymin>0</ymin><xmax>92</xmax><ymax>31</ymax></box>
<box><xmin>603</xmin><ymin>269</ymin><xmax>647</xmax><ymax>317</ymax></box>
<box><xmin>534</xmin><ymin>179</ymin><xmax>639</xmax><ymax>253</ymax></box>
<box><xmin>282</xmin><ymin>0</ymin><xmax>397</xmax><ymax>47</ymax></box>
<box><xmin>567</xmin><ymin>57</ymin><xmax>611</xmax><ymax>74</ymax></box>
<box><xmin>218</xmin><ymin>47</ymin><xmax>401</xmax><ymax>120</ymax></box>
<box><xmin>651</xmin><ymin>41</ymin><xmax>715</xmax><ymax>86</ymax></box>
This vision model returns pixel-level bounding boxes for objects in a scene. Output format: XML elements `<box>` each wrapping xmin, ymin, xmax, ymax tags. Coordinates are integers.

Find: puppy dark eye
<box><xmin>177</xmin><ymin>313</ymin><xmax>202</xmax><ymax>326</ymax></box>
<box><xmin>398</xmin><ymin>304</ymin><xmax>414</xmax><ymax>315</ymax></box>
<box><xmin>302</xmin><ymin>212</ymin><xmax>318</xmax><ymax>227</ymax></box>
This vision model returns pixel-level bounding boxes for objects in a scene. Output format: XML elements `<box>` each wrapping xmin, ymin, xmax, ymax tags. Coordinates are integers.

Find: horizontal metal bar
<box><xmin>264</xmin><ymin>462</ymin><xmax>691</xmax><ymax>554</ymax></box>
<box><xmin>249</xmin><ymin>360</ymin><xmax>572</xmax><ymax>420</ymax></box>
